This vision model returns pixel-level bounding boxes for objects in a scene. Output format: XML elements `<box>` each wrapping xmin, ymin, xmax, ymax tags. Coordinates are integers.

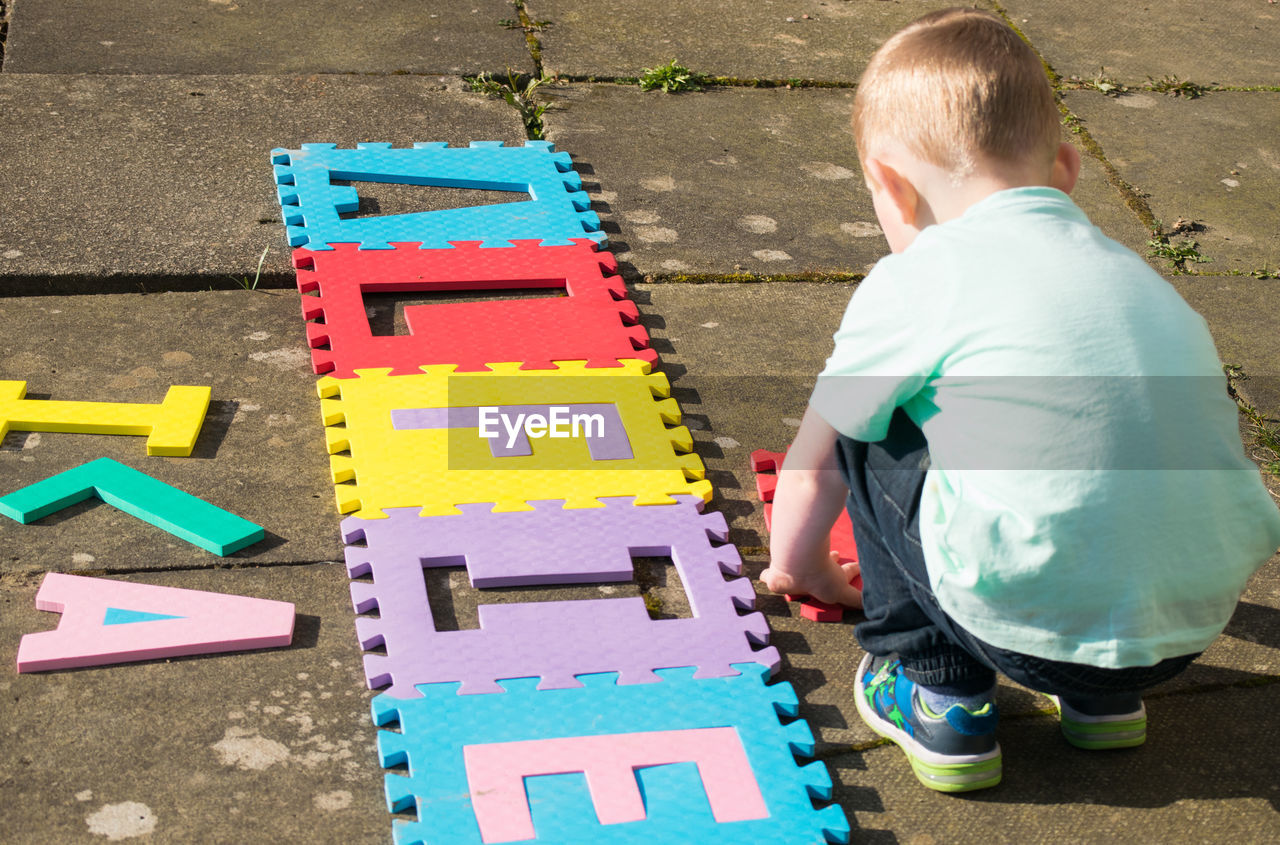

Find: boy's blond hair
<box><xmin>852</xmin><ymin>8</ymin><xmax>1059</xmax><ymax>178</ymax></box>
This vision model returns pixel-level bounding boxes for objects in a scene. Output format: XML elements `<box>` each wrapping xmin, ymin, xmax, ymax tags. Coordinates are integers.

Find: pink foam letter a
<box><xmin>464</xmin><ymin>727</ymin><xmax>768</xmax><ymax>843</ymax></box>
<box><xmin>16</xmin><ymin>573</ymin><xmax>295</xmax><ymax>672</ymax></box>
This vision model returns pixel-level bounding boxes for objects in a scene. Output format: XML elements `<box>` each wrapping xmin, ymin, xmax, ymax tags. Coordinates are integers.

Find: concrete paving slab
<box><xmin>534</xmin><ymin>0</ymin><xmax>994</xmax><ymax>83</ymax></box>
<box><xmin>1168</xmin><ymin>274</ymin><xmax>1280</xmax><ymax>416</ymax></box>
<box><xmin>0</xmin><ymin>290</ymin><xmax>343</xmax><ymax>572</ymax></box>
<box><xmin>1003</xmin><ymin>0</ymin><xmax>1280</xmax><ymax>88</ymax></box>
<box><xmin>545</xmin><ymin>85</ymin><xmax>880</xmax><ymax>279</ymax></box>
<box><xmin>3</xmin><ymin>0</ymin><xmax>531</xmax><ymax>75</ymax></box>
<box><xmin>0</xmin><ymin>74</ymin><xmax>525</xmax><ymax>295</ymax></box>
<box><xmin>831</xmin><ymin>683</ymin><xmax>1280</xmax><ymax>843</ymax></box>
<box><xmin>0</xmin><ymin>564</ymin><xmax>387</xmax><ymax>844</ymax></box>
<box><xmin>1064</xmin><ymin>89</ymin><xmax>1280</xmax><ymax>275</ymax></box>
<box><xmin>544</xmin><ymin>85</ymin><xmax>1147</xmax><ymax>280</ymax></box>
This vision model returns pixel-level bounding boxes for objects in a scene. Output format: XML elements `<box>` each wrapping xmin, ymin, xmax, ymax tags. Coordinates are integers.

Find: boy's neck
<box><xmin>914</xmin><ymin>160</ymin><xmax>1054</xmax><ymax>227</ymax></box>
<box><xmin>861</xmin><ymin>143</ymin><xmax>1079</xmax><ymax>253</ymax></box>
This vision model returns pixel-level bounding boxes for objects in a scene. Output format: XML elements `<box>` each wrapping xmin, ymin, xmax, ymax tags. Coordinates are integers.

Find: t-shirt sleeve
<box><xmin>810</xmin><ymin>259</ymin><xmax>937</xmax><ymax>441</ymax></box>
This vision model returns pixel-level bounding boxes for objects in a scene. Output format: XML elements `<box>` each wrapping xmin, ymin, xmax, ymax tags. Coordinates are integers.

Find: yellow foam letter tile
<box><xmin>0</xmin><ymin>381</ymin><xmax>211</xmax><ymax>457</ymax></box>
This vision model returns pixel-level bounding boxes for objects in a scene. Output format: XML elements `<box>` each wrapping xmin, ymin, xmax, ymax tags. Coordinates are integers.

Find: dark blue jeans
<box><xmin>837</xmin><ymin>408</ymin><xmax>1197</xmax><ymax>698</ymax></box>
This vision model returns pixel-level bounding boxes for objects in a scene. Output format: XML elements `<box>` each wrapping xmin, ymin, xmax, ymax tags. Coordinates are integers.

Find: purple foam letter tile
<box><xmin>340</xmin><ymin>495</ymin><xmax>777</xmax><ymax>697</ymax></box>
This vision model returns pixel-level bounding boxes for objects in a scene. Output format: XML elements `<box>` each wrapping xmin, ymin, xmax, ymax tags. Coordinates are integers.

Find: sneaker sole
<box><xmin>854</xmin><ymin>656</ymin><xmax>1002</xmax><ymax>793</ymax></box>
<box><xmin>1052</xmin><ymin>697</ymin><xmax>1147</xmax><ymax>750</ymax></box>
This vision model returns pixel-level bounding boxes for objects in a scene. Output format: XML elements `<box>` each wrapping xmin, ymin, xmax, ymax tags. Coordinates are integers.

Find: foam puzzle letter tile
<box><xmin>0</xmin><ymin>381</ymin><xmax>210</xmax><ymax>456</ymax></box>
<box><xmin>271</xmin><ymin>141</ymin><xmax>603</xmax><ymax>250</ymax></box>
<box><xmin>464</xmin><ymin>728</ymin><xmax>767</xmax><ymax>843</ymax></box>
<box><xmin>342</xmin><ymin>495</ymin><xmax>777</xmax><ymax>696</ymax></box>
<box><xmin>16</xmin><ymin>573</ymin><xmax>294</xmax><ymax>672</ymax></box>
<box><xmin>751</xmin><ymin>449</ymin><xmax>860</xmax><ymax>622</ymax></box>
<box><xmin>371</xmin><ymin>663</ymin><xmax>849</xmax><ymax>844</ymax></box>
<box><xmin>0</xmin><ymin>457</ymin><xmax>264</xmax><ymax>556</ymax></box>
<box><xmin>293</xmin><ymin>240</ymin><xmax>654</xmax><ymax>376</ymax></box>
<box><xmin>317</xmin><ymin>361</ymin><xmax>709</xmax><ymax>518</ymax></box>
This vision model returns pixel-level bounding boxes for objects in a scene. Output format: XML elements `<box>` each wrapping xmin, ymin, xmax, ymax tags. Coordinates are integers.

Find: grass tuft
<box><xmin>228</xmin><ymin>245</ymin><xmax>270</xmax><ymax>291</ymax></box>
<box><xmin>639</xmin><ymin>59</ymin><xmax>706</xmax><ymax>93</ymax></box>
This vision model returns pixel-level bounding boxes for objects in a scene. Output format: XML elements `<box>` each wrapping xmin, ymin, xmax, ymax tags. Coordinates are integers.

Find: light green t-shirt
<box><xmin>811</xmin><ymin>187</ymin><xmax>1280</xmax><ymax>667</ymax></box>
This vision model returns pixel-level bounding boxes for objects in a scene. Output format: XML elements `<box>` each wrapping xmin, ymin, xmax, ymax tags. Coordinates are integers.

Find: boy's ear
<box><xmin>864</xmin><ymin>157</ymin><xmax>919</xmax><ymax>226</ymax></box>
<box><xmin>1050</xmin><ymin>142</ymin><xmax>1082</xmax><ymax>195</ymax></box>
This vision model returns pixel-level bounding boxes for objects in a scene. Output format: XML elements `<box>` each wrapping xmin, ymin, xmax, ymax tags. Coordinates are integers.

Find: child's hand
<box><xmin>761</xmin><ymin>551</ymin><xmax>863</xmax><ymax>609</ymax></box>
<box><xmin>760</xmin><ymin>407</ymin><xmax>861</xmax><ymax>609</ymax></box>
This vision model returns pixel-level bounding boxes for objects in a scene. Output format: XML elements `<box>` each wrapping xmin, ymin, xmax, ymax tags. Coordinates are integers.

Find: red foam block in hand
<box><xmin>751</xmin><ymin>448</ymin><xmax>861</xmax><ymax>622</ymax></box>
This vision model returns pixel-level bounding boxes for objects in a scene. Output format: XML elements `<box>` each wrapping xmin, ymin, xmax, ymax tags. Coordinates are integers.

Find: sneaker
<box><xmin>854</xmin><ymin>653</ymin><xmax>1002</xmax><ymax>793</ymax></box>
<box><xmin>1052</xmin><ymin>694</ymin><xmax>1146</xmax><ymax>750</ymax></box>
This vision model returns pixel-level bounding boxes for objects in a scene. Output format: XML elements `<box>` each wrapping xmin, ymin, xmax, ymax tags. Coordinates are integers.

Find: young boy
<box><xmin>760</xmin><ymin>8</ymin><xmax>1280</xmax><ymax>793</ymax></box>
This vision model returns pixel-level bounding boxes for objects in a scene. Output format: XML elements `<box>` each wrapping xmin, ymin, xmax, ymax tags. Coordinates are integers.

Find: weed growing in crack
<box><xmin>1147</xmin><ymin>221</ymin><xmax>1210</xmax><ymax>272</ymax></box>
<box><xmin>1145</xmin><ymin>75</ymin><xmax>1208</xmax><ymax>99</ymax></box>
<box><xmin>639</xmin><ymin>59</ymin><xmax>706</xmax><ymax>93</ymax></box>
<box><xmin>1147</xmin><ymin>236</ymin><xmax>1209</xmax><ymax>271</ymax></box>
<box><xmin>1068</xmin><ymin>67</ymin><xmax>1128</xmax><ymax>97</ymax></box>
<box><xmin>499</xmin><ymin>17</ymin><xmax>551</xmax><ymax>32</ymax></box>
<box><xmin>228</xmin><ymin>245</ymin><xmax>270</xmax><ymax>291</ymax></box>
<box><xmin>1220</xmin><ymin>267</ymin><xmax>1279</xmax><ymax>280</ymax></box>
<box><xmin>468</xmin><ymin>70</ymin><xmax>554</xmax><ymax>139</ymax></box>
<box><xmin>1226</xmin><ymin>365</ymin><xmax>1280</xmax><ymax>478</ymax></box>
<box><xmin>1255</xmin><ymin>421</ymin><xmax>1280</xmax><ymax>461</ymax></box>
